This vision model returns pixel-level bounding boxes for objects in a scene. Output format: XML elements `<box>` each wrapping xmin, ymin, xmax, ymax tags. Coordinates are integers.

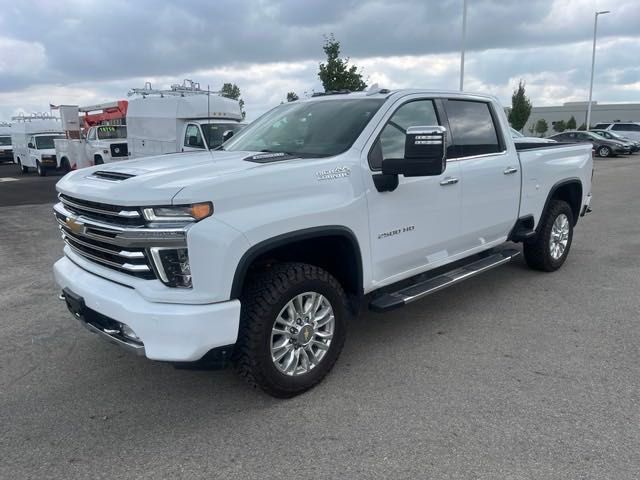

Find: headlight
<box><xmin>150</xmin><ymin>247</ymin><xmax>192</xmax><ymax>288</ymax></box>
<box><xmin>142</xmin><ymin>202</ymin><xmax>213</xmax><ymax>222</ymax></box>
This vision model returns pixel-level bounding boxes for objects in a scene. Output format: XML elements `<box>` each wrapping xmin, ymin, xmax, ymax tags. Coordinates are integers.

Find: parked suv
<box><xmin>592</xmin><ymin>122</ymin><xmax>640</xmax><ymax>142</ymax></box>
<box><xmin>548</xmin><ymin>130</ymin><xmax>630</xmax><ymax>157</ymax></box>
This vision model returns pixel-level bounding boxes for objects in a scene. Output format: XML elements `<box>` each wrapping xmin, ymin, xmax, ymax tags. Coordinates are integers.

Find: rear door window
<box><xmin>444</xmin><ymin>100</ymin><xmax>503</xmax><ymax>158</ymax></box>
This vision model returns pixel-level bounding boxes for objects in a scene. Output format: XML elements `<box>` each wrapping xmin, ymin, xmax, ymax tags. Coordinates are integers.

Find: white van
<box><xmin>0</xmin><ymin>122</ymin><xmax>13</xmax><ymax>163</ymax></box>
<box><xmin>11</xmin><ymin>115</ymin><xmax>64</xmax><ymax>176</ymax></box>
<box><xmin>126</xmin><ymin>81</ymin><xmax>245</xmax><ymax>159</ymax></box>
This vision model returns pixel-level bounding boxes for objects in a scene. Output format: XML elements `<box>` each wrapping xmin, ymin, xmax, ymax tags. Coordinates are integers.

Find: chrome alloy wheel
<box><xmin>550</xmin><ymin>213</ymin><xmax>570</xmax><ymax>260</ymax></box>
<box><xmin>270</xmin><ymin>292</ymin><xmax>335</xmax><ymax>376</ymax></box>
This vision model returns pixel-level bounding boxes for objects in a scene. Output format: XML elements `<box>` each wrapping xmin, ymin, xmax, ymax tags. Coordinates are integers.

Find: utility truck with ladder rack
<box><xmin>54</xmin><ymin>88</ymin><xmax>593</xmax><ymax>397</ymax></box>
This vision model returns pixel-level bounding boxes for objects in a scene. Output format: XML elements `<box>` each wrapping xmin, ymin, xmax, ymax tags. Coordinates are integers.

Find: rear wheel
<box><xmin>235</xmin><ymin>262</ymin><xmax>348</xmax><ymax>398</ymax></box>
<box><xmin>60</xmin><ymin>158</ymin><xmax>71</xmax><ymax>174</ymax></box>
<box><xmin>523</xmin><ymin>200</ymin><xmax>574</xmax><ymax>272</ymax></box>
<box><xmin>36</xmin><ymin>160</ymin><xmax>47</xmax><ymax>177</ymax></box>
<box><xmin>597</xmin><ymin>146</ymin><xmax>611</xmax><ymax>157</ymax></box>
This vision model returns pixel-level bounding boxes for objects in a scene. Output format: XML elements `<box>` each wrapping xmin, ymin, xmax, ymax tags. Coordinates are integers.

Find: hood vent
<box><xmin>90</xmin><ymin>170</ymin><xmax>136</xmax><ymax>181</ymax></box>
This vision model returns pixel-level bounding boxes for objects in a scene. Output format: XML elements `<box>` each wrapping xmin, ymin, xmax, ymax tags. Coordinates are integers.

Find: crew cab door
<box><xmin>364</xmin><ymin>97</ymin><xmax>463</xmax><ymax>285</ymax></box>
<box><xmin>442</xmin><ymin>99</ymin><xmax>520</xmax><ymax>249</ymax></box>
<box><xmin>182</xmin><ymin>123</ymin><xmax>206</xmax><ymax>152</ymax></box>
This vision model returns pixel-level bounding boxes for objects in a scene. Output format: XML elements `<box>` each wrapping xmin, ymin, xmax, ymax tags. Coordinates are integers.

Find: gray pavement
<box><xmin>1</xmin><ymin>156</ymin><xmax>639</xmax><ymax>479</ymax></box>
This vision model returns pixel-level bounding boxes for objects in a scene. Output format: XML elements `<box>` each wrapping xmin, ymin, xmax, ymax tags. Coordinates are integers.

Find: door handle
<box><xmin>503</xmin><ymin>167</ymin><xmax>518</xmax><ymax>175</ymax></box>
<box><xmin>439</xmin><ymin>177</ymin><xmax>459</xmax><ymax>186</ymax></box>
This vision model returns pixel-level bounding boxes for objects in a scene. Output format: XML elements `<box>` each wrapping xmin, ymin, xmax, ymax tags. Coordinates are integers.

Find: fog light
<box><xmin>120</xmin><ymin>323</ymin><xmax>140</xmax><ymax>342</ymax></box>
<box><xmin>150</xmin><ymin>247</ymin><xmax>192</xmax><ymax>288</ymax></box>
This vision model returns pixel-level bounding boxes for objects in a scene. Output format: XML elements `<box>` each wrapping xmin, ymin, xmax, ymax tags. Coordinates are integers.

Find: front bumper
<box><xmin>54</xmin><ymin>255</ymin><xmax>241</xmax><ymax>362</ymax></box>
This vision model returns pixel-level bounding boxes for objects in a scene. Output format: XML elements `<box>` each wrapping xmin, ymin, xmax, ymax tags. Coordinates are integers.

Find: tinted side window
<box><xmin>368</xmin><ymin>99</ymin><xmax>439</xmax><ymax>170</ymax></box>
<box><xmin>593</xmin><ymin>123</ymin><xmax>610</xmax><ymax>129</ymax></box>
<box><xmin>612</xmin><ymin>123</ymin><xmax>640</xmax><ymax>132</ymax></box>
<box><xmin>184</xmin><ymin>124</ymin><xmax>205</xmax><ymax>148</ymax></box>
<box><xmin>445</xmin><ymin>100</ymin><xmax>502</xmax><ymax>158</ymax></box>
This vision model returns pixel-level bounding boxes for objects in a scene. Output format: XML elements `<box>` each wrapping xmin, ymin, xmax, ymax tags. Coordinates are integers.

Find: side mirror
<box><xmin>382</xmin><ymin>126</ymin><xmax>447</xmax><ymax>177</ymax></box>
<box><xmin>222</xmin><ymin>130</ymin><xmax>234</xmax><ymax>142</ymax></box>
<box><xmin>188</xmin><ymin>135</ymin><xmax>199</xmax><ymax>147</ymax></box>
<box><xmin>28</xmin><ymin>142</ymin><xmax>34</xmax><ymax>149</ymax></box>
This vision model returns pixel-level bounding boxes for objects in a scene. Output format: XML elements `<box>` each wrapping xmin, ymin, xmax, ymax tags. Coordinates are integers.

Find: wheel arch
<box><xmin>539</xmin><ymin>178</ymin><xmax>582</xmax><ymax>229</ymax></box>
<box><xmin>230</xmin><ymin>226</ymin><xmax>364</xmax><ymax>311</ymax></box>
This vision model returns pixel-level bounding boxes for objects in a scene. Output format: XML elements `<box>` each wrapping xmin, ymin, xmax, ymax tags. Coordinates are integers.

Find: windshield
<box><xmin>97</xmin><ymin>125</ymin><xmax>127</xmax><ymax>140</ymax></box>
<box><xmin>35</xmin><ymin>135</ymin><xmax>64</xmax><ymax>149</ymax></box>
<box><xmin>224</xmin><ymin>98</ymin><xmax>384</xmax><ymax>158</ymax></box>
<box><xmin>201</xmin><ymin>123</ymin><xmax>244</xmax><ymax>149</ymax></box>
<box><xmin>0</xmin><ymin>136</ymin><xmax>10</xmax><ymax>146</ymax></box>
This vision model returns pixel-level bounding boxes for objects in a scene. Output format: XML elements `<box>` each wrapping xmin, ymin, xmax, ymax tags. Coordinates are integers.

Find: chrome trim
<box><xmin>439</xmin><ymin>177</ymin><xmax>459</xmax><ymax>186</ymax></box>
<box><xmin>503</xmin><ymin>166</ymin><xmax>518</xmax><ymax>175</ymax></box>
<box><xmin>142</xmin><ymin>207</ymin><xmax>196</xmax><ymax>223</ymax></box>
<box><xmin>81</xmin><ymin>321</ymin><xmax>145</xmax><ymax>355</ymax></box>
<box><xmin>446</xmin><ymin>150</ymin><xmax>508</xmax><ymax>163</ymax></box>
<box><xmin>149</xmin><ymin>247</ymin><xmax>171</xmax><ymax>283</ymax></box>
<box><xmin>63</xmin><ymin>240</ymin><xmax>150</xmax><ymax>272</ymax></box>
<box><xmin>59</xmin><ymin>194</ymin><xmax>140</xmax><ymax>218</ymax></box>
<box><xmin>60</xmin><ymin>231</ymin><xmax>144</xmax><ymax>259</ymax></box>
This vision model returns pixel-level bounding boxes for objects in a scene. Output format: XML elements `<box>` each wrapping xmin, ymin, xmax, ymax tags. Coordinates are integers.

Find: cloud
<box><xmin>0</xmin><ymin>0</ymin><xmax>638</xmax><ymax>121</ymax></box>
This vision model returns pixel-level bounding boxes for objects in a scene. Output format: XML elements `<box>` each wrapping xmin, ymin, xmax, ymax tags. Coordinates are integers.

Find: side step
<box><xmin>369</xmin><ymin>248</ymin><xmax>520</xmax><ymax>312</ymax></box>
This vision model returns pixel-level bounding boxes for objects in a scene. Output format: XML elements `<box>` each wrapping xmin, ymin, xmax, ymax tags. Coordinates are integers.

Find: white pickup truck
<box><xmin>53</xmin><ymin>89</ymin><xmax>593</xmax><ymax>397</ymax></box>
<box><xmin>55</xmin><ymin>125</ymin><xmax>129</xmax><ymax>172</ymax></box>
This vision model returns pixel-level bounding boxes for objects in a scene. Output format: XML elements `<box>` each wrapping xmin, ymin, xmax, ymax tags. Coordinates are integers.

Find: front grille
<box><xmin>59</xmin><ymin>194</ymin><xmax>143</xmax><ymax>226</ymax></box>
<box><xmin>54</xmin><ymin>196</ymin><xmax>188</xmax><ymax>281</ymax></box>
<box><xmin>110</xmin><ymin>143</ymin><xmax>129</xmax><ymax>157</ymax></box>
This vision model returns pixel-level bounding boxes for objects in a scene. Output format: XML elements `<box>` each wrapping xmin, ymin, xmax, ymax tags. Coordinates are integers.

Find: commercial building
<box><xmin>520</xmin><ymin>101</ymin><xmax>640</xmax><ymax>135</ymax></box>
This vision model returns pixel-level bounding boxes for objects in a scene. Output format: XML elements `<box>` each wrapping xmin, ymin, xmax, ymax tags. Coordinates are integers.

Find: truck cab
<box><xmin>0</xmin><ymin>133</ymin><xmax>12</xmax><ymax>163</ymax></box>
<box><xmin>84</xmin><ymin>125</ymin><xmax>129</xmax><ymax>165</ymax></box>
<box><xmin>182</xmin><ymin>120</ymin><xmax>245</xmax><ymax>152</ymax></box>
<box><xmin>26</xmin><ymin>134</ymin><xmax>65</xmax><ymax>175</ymax></box>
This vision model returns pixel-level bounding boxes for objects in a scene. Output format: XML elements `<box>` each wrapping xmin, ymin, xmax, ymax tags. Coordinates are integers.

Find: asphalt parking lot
<box><xmin>1</xmin><ymin>156</ymin><xmax>639</xmax><ymax>479</ymax></box>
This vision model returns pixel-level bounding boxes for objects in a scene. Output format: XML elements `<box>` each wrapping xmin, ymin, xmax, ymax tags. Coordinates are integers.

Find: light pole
<box><xmin>586</xmin><ymin>10</ymin><xmax>610</xmax><ymax>129</ymax></box>
<box><xmin>459</xmin><ymin>0</ymin><xmax>467</xmax><ymax>91</ymax></box>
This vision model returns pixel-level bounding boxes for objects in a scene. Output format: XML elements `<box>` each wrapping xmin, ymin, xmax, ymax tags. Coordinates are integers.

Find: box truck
<box><xmin>0</xmin><ymin>122</ymin><xmax>12</xmax><ymax>163</ymax></box>
<box><xmin>126</xmin><ymin>80</ymin><xmax>245</xmax><ymax>159</ymax></box>
<box><xmin>11</xmin><ymin>114</ymin><xmax>64</xmax><ymax>176</ymax></box>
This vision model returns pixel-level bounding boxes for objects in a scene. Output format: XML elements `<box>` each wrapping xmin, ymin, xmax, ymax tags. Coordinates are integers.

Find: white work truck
<box><xmin>11</xmin><ymin>115</ymin><xmax>64</xmax><ymax>176</ymax></box>
<box><xmin>55</xmin><ymin>125</ymin><xmax>129</xmax><ymax>172</ymax></box>
<box><xmin>53</xmin><ymin>89</ymin><xmax>593</xmax><ymax>397</ymax></box>
<box><xmin>0</xmin><ymin>122</ymin><xmax>13</xmax><ymax>163</ymax></box>
<box><xmin>127</xmin><ymin>81</ymin><xmax>245</xmax><ymax>159</ymax></box>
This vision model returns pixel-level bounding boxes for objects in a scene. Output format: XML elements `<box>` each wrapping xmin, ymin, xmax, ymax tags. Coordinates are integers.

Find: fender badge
<box><xmin>316</xmin><ymin>166</ymin><xmax>351</xmax><ymax>181</ymax></box>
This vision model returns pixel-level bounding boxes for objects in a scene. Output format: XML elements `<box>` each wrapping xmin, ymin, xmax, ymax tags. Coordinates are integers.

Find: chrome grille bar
<box><xmin>59</xmin><ymin>194</ymin><xmax>141</xmax><ymax>219</ymax></box>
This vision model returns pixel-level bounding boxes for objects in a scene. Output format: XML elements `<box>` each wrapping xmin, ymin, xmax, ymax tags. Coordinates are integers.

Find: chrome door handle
<box><xmin>439</xmin><ymin>177</ymin><xmax>459</xmax><ymax>186</ymax></box>
<box><xmin>503</xmin><ymin>167</ymin><xmax>518</xmax><ymax>175</ymax></box>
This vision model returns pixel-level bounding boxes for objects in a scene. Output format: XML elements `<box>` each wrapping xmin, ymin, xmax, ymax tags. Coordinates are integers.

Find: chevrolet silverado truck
<box><xmin>53</xmin><ymin>89</ymin><xmax>593</xmax><ymax>397</ymax></box>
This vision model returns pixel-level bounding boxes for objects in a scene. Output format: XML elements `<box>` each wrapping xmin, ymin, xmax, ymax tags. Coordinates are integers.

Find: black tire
<box><xmin>94</xmin><ymin>156</ymin><xmax>104</xmax><ymax>165</ymax></box>
<box><xmin>597</xmin><ymin>146</ymin><xmax>610</xmax><ymax>157</ymax></box>
<box><xmin>234</xmin><ymin>262</ymin><xmax>349</xmax><ymax>398</ymax></box>
<box><xmin>523</xmin><ymin>200</ymin><xmax>574</xmax><ymax>272</ymax></box>
<box><xmin>17</xmin><ymin>159</ymin><xmax>28</xmax><ymax>174</ymax></box>
<box><xmin>60</xmin><ymin>158</ymin><xmax>71</xmax><ymax>174</ymax></box>
<box><xmin>36</xmin><ymin>160</ymin><xmax>47</xmax><ymax>177</ymax></box>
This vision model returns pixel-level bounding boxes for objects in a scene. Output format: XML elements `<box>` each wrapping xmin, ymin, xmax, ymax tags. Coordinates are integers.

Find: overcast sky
<box><xmin>0</xmin><ymin>0</ymin><xmax>638</xmax><ymax>121</ymax></box>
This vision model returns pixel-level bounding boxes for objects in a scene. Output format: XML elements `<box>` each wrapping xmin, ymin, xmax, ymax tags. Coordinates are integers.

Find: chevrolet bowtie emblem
<box><xmin>65</xmin><ymin>217</ymin><xmax>84</xmax><ymax>235</ymax></box>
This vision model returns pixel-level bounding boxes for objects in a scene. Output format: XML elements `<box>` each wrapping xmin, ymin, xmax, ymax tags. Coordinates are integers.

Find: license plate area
<box><xmin>63</xmin><ymin>287</ymin><xmax>85</xmax><ymax>318</ymax></box>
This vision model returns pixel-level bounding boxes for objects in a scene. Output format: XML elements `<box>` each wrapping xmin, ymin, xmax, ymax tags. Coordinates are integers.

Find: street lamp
<box><xmin>459</xmin><ymin>0</ymin><xmax>468</xmax><ymax>91</ymax></box>
<box><xmin>586</xmin><ymin>10</ymin><xmax>610</xmax><ymax>129</ymax></box>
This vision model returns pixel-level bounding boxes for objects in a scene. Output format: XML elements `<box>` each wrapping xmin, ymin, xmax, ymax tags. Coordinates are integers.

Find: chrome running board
<box><xmin>369</xmin><ymin>248</ymin><xmax>520</xmax><ymax>312</ymax></box>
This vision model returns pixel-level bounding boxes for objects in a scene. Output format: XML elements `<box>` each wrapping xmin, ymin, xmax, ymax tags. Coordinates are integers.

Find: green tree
<box><xmin>577</xmin><ymin>122</ymin><xmax>587</xmax><ymax>131</ymax></box>
<box><xmin>318</xmin><ymin>34</ymin><xmax>367</xmax><ymax>92</ymax></box>
<box><xmin>508</xmin><ymin>80</ymin><xmax>532</xmax><ymax>131</ymax></box>
<box><xmin>528</xmin><ymin>123</ymin><xmax>536</xmax><ymax>135</ymax></box>
<box><xmin>220</xmin><ymin>83</ymin><xmax>246</xmax><ymax>119</ymax></box>
<box><xmin>566</xmin><ymin>115</ymin><xmax>577</xmax><ymax>130</ymax></box>
<box><xmin>553</xmin><ymin>120</ymin><xmax>566</xmax><ymax>133</ymax></box>
<box><xmin>535</xmin><ymin>119</ymin><xmax>548</xmax><ymax>137</ymax></box>
<box><xmin>286</xmin><ymin>92</ymin><xmax>299</xmax><ymax>102</ymax></box>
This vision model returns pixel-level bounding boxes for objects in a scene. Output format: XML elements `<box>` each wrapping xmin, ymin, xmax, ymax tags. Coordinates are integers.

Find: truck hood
<box><xmin>56</xmin><ymin>150</ymin><xmax>269</xmax><ymax>206</ymax></box>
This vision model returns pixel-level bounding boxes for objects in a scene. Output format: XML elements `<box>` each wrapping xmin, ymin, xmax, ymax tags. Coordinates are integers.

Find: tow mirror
<box><xmin>382</xmin><ymin>126</ymin><xmax>447</xmax><ymax>177</ymax></box>
<box><xmin>222</xmin><ymin>130</ymin><xmax>234</xmax><ymax>142</ymax></box>
<box><xmin>28</xmin><ymin>142</ymin><xmax>34</xmax><ymax>149</ymax></box>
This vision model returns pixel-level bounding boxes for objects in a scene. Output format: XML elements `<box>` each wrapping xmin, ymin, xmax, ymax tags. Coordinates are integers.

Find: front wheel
<box><xmin>17</xmin><ymin>159</ymin><xmax>28</xmax><ymax>174</ymax></box>
<box><xmin>597</xmin><ymin>146</ymin><xmax>611</xmax><ymax>157</ymax></box>
<box><xmin>523</xmin><ymin>200</ymin><xmax>574</xmax><ymax>272</ymax></box>
<box><xmin>60</xmin><ymin>158</ymin><xmax>71</xmax><ymax>174</ymax></box>
<box><xmin>235</xmin><ymin>263</ymin><xmax>348</xmax><ymax>398</ymax></box>
<box><xmin>36</xmin><ymin>160</ymin><xmax>47</xmax><ymax>177</ymax></box>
